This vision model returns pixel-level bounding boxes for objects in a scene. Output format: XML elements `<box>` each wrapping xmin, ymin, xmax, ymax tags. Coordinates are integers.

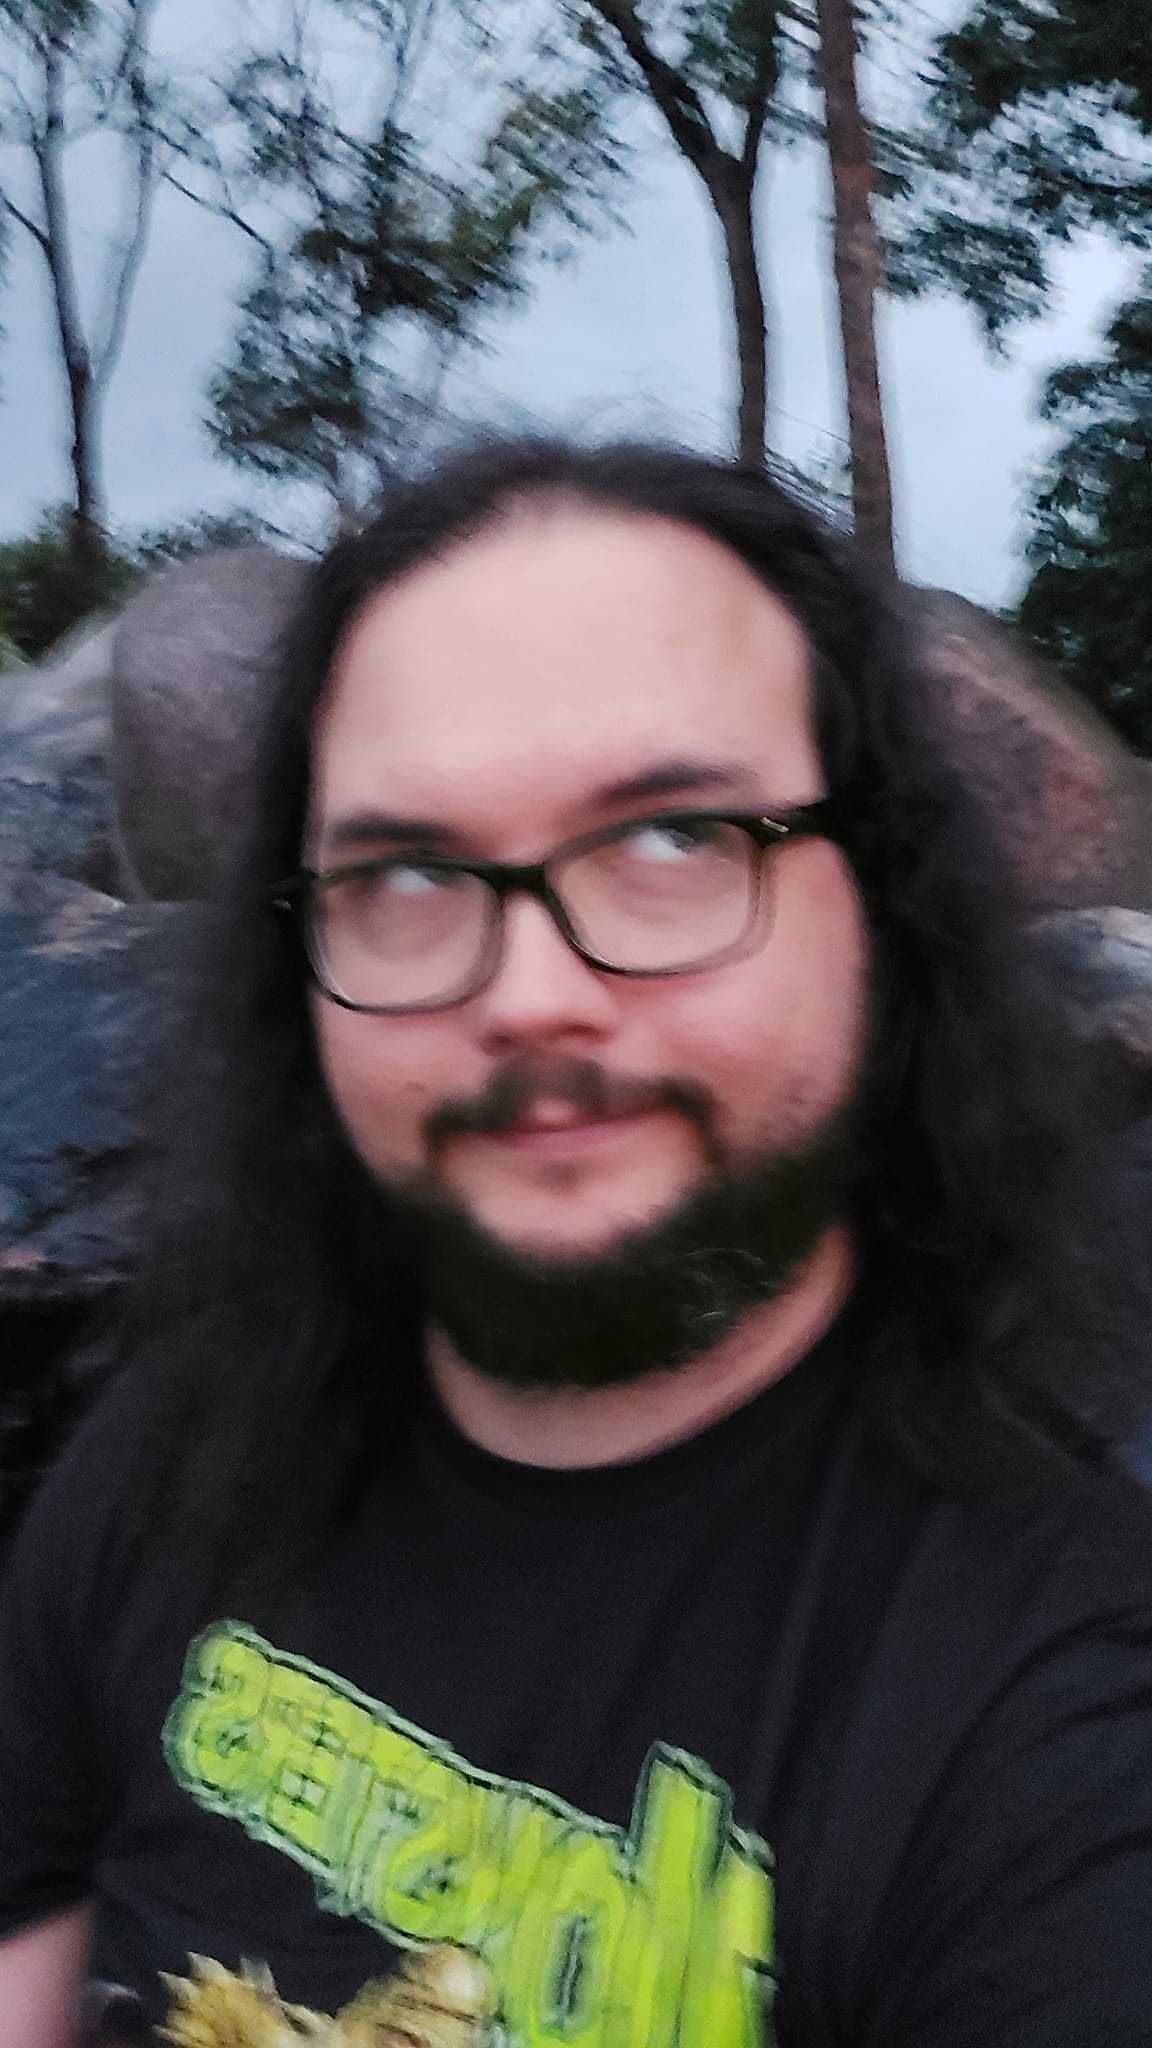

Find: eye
<box><xmin>335</xmin><ymin>860</ymin><xmax>476</xmax><ymax>919</ymax></box>
<box><xmin>382</xmin><ymin>862</ymin><xmax>457</xmax><ymax>896</ymax></box>
<box><xmin>624</xmin><ymin>819</ymin><xmax>727</xmax><ymax>863</ymax></box>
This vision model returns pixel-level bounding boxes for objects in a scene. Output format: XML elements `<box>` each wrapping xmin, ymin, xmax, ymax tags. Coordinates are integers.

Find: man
<box><xmin>1</xmin><ymin>439</ymin><xmax>1151</xmax><ymax>2047</ymax></box>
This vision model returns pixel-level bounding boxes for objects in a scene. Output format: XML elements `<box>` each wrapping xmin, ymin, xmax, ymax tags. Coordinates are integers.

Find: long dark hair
<box><xmin>109</xmin><ymin>437</ymin><xmax>1152</xmax><ymax>1582</ymax></box>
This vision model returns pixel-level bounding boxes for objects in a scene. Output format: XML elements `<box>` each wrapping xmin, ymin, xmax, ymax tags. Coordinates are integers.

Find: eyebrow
<box><xmin>316</xmin><ymin>810</ymin><xmax>469</xmax><ymax>858</ymax></box>
<box><xmin>589</xmin><ymin>759</ymin><xmax>762</xmax><ymax>808</ymax></box>
<box><xmin>314</xmin><ymin>758</ymin><xmax>764</xmax><ymax>860</ymax></box>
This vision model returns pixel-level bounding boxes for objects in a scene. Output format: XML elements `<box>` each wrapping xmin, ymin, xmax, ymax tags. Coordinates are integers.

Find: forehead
<box><xmin>311</xmin><ymin>506</ymin><xmax>821</xmax><ymax>846</ymax></box>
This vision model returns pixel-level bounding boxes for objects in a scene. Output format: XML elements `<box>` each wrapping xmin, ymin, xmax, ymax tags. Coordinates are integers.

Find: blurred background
<box><xmin>3</xmin><ymin>0</ymin><xmax>1152</xmax><ymax>1544</ymax></box>
<box><xmin>1</xmin><ymin>0</ymin><xmax>1150</xmax><ymax>750</ymax></box>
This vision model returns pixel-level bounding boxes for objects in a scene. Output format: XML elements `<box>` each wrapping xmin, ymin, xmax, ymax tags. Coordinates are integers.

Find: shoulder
<box><xmin>0</xmin><ymin>1368</ymin><xmax>177</xmax><ymax>1945</ymax></box>
<box><xmin>820</xmin><ymin>1429</ymin><xmax>1152</xmax><ymax>1736</ymax></box>
<box><xmin>870</xmin><ymin>1469</ymin><xmax>1152</xmax><ymax>2042</ymax></box>
<box><xmin>921</xmin><ymin>1460</ymin><xmax>1152</xmax><ymax>1802</ymax></box>
<box><xmin>862</xmin><ymin>1450</ymin><xmax>1152</xmax><ymax>1767</ymax></box>
<box><xmin>948</xmin><ymin>1454</ymin><xmax>1152</xmax><ymax>1644</ymax></box>
<box><xmin>1</xmin><ymin>1363</ymin><xmax>165</xmax><ymax>1646</ymax></box>
<box><xmin>780</xmin><ymin>1449</ymin><xmax>1152</xmax><ymax>2042</ymax></box>
<box><xmin>801</xmin><ymin>1440</ymin><xmax>1152</xmax><ymax>1849</ymax></box>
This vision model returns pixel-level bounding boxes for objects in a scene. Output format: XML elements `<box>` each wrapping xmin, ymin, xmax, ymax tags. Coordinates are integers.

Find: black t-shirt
<box><xmin>3</xmin><ymin>1318</ymin><xmax>1152</xmax><ymax>2046</ymax></box>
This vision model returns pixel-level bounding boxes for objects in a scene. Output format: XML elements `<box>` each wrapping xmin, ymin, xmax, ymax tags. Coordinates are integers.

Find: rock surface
<box><xmin>111</xmin><ymin>546</ymin><xmax>308</xmax><ymax>900</ymax></box>
<box><xmin>0</xmin><ymin>898</ymin><xmax>192</xmax><ymax>1304</ymax></box>
<box><xmin>0</xmin><ymin>622</ymin><xmax>119</xmax><ymax>909</ymax></box>
<box><xmin>0</xmin><ymin>896</ymin><xmax>197</xmax><ymax>1540</ymax></box>
<box><xmin>906</xmin><ymin>588</ymin><xmax>1152</xmax><ymax>914</ymax></box>
<box><xmin>1040</xmin><ymin>907</ymin><xmax>1152</xmax><ymax>1066</ymax></box>
<box><xmin>0</xmin><ymin>560</ymin><xmax>310</xmax><ymax>1540</ymax></box>
<box><xmin>0</xmin><ymin>547</ymin><xmax>306</xmax><ymax>1459</ymax></box>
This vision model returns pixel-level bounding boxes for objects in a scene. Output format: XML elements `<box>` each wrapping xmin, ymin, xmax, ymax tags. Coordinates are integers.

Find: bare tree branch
<box><xmin>160</xmin><ymin>163</ymin><xmax>271</xmax><ymax>246</ymax></box>
<box><xmin>33</xmin><ymin>41</ymin><xmax>90</xmax><ymax>382</ymax></box>
<box><xmin>0</xmin><ymin>62</ymin><xmax>44</xmax><ymax>139</ymax></box>
<box><xmin>0</xmin><ymin>183</ymin><xmax>50</xmax><ymax>254</ymax></box>
<box><xmin>290</xmin><ymin>0</ymin><xmax>310</xmax><ymax>63</ymax></box>
<box><xmin>86</xmin><ymin>0</ymin><xmax>163</xmax><ymax>134</ymax></box>
<box><xmin>385</xmin><ymin>0</ymin><xmax>442</xmax><ymax>128</ymax></box>
<box><xmin>32</xmin><ymin>32</ymin><xmax>102</xmax><ymax>533</ymax></box>
<box><xmin>582</xmin><ymin>0</ymin><xmax>726</xmax><ymax>181</ymax></box>
<box><xmin>90</xmin><ymin>0</ymin><xmax>166</xmax><ymax>386</ymax></box>
<box><xmin>0</xmin><ymin>1</ymin><xmax>208</xmax><ymax>540</ymax></box>
<box><xmin>741</xmin><ymin>30</ymin><xmax>780</xmax><ymax>177</ymax></box>
<box><xmin>93</xmin><ymin>119</ymin><xmax>156</xmax><ymax>390</ymax></box>
<box><xmin>108</xmin><ymin>0</ymin><xmax>162</xmax><ymax>100</ymax></box>
<box><xmin>573</xmin><ymin>1</ymin><xmax>773</xmax><ymax>463</ymax></box>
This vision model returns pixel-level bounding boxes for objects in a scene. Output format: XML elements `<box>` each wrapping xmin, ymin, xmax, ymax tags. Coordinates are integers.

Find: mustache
<box><xmin>425</xmin><ymin>1055</ymin><xmax>716</xmax><ymax>1149</ymax></box>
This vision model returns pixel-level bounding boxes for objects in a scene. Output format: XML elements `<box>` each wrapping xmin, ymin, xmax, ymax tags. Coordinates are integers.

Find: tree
<box><xmin>496</xmin><ymin>3</ymin><xmax>895</xmax><ymax>549</ymax></box>
<box><xmin>0</xmin><ymin>0</ymin><xmax>169</xmax><ymax>558</ymax></box>
<box><xmin>1017</xmin><ymin>277</ymin><xmax>1152</xmax><ymax>756</ymax></box>
<box><xmin>873</xmin><ymin>0</ymin><xmax>1152</xmax><ymax>743</ymax></box>
<box><xmin>203</xmin><ymin>0</ymin><xmax>895</xmax><ymax>544</ymax></box>
<box><xmin>0</xmin><ymin>504</ymin><xmax>138</xmax><ymax>656</ymax></box>
<box><xmin>881</xmin><ymin>0</ymin><xmax>1152</xmax><ymax>343</ymax></box>
<box><xmin>545</xmin><ymin>1</ymin><xmax>802</xmax><ymax>469</ymax></box>
<box><xmin>0</xmin><ymin>504</ymin><xmax>269</xmax><ymax>661</ymax></box>
<box><xmin>813</xmin><ymin>0</ymin><xmax>893</xmax><ymax>569</ymax></box>
<box><xmin>206</xmin><ymin>0</ymin><xmax>623</xmax><ymax>525</ymax></box>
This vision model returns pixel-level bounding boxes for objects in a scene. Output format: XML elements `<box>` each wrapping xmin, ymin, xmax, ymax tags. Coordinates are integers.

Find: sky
<box><xmin>0</xmin><ymin>1</ymin><xmax>1138</xmax><ymax>610</ymax></box>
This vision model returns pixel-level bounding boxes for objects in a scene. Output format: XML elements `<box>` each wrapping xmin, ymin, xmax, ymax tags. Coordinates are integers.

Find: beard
<box><xmin>378</xmin><ymin>1062</ymin><xmax>860</xmax><ymax>1392</ymax></box>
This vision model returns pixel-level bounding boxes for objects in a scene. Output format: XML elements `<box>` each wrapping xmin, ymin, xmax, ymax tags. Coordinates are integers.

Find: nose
<box><xmin>474</xmin><ymin>892</ymin><xmax>618</xmax><ymax>1050</ymax></box>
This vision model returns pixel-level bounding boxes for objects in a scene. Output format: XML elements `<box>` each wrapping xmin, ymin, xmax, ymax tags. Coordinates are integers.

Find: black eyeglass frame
<box><xmin>271</xmin><ymin>799</ymin><xmax>842</xmax><ymax>1015</ymax></box>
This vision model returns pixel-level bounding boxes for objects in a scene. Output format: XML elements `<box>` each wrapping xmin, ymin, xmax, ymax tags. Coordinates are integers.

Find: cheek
<box><xmin>311</xmin><ymin>1000</ymin><xmax>449</xmax><ymax>1172</ymax></box>
<box><xmin>649</xmin><ymin>857</ymin><xmax>869</xmax><ymax>1139</ymax></box>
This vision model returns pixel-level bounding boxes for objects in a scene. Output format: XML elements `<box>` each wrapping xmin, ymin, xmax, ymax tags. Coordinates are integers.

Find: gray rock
<box><xmin>0</xmin><ymin>623</ymin><xmax>119</xmax><ymax>907</ymax></box>
<box><xmin>111</xmin><ymin>546</ymin><xmax>309</xmax><ymax>901</ymax></box>
<box><xmin>0</xmin><ymin>549</ymin><xmax>307</xmax><ymax>1535</ymax></box>
<box><xmin>905</xmin><ymin>589</ymin><xmax>1152</xmax><ymax>914</ymax></box>
<box><xmin>0</xmin><ymin>891</ymin><xmax>203</xmax><ymax>1545</ymax></box>
<box><xmin>1038</xmin><ymin>908</ymin><xmax>1152</xmax><ymax>1064</ymax></box>
<box><xmin>0</xmin><ymin>617</ymin><xmax>114</xmax><ymax>758</ymax></box>
<box><xmin>0</xmin><ymin>896</ymin><xmax>196</xmax><ymax>1306</ymax></box>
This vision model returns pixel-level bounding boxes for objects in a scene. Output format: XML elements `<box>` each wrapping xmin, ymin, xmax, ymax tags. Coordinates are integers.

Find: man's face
<box><xmin>308</xmin><ymin>505</ymin><xmax>869</xmax><ymax>1263</ymax></box>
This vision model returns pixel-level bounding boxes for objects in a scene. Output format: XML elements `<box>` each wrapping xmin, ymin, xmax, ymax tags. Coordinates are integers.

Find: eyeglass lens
<box><xmin>307</xmin><ymin>816</ymin><xmax>763</xmax><ymax>1010</ymax></box>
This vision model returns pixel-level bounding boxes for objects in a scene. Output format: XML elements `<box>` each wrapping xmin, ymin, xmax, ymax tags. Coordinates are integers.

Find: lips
<box><xmin>504</xmin><ymin>1097</ymin><xmax>621</xmax><ymax>1134</ymax></box>
<box><xmin>483</xmin><ymin>1106</ymin><xmax>663</xmax><ymax>1154</ymax></box>
<box><xmin>426</xmin><ymin>1055</ymin><xmax>712</xmax><ymax>1157</ymax></box>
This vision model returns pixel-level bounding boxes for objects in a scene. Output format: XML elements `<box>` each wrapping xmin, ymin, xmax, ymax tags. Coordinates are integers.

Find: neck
<box><xmin>426</xmin><ymin>1224</ymin><xmax>854</xmax><ymax>1469</ymax></box>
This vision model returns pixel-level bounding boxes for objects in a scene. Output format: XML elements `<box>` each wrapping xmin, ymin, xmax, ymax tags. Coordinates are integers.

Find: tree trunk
<box><xmin>67</xmin><ymin>361</ymin><xmax>105</xmax><ymax>562</ymax></box>
<box><xmin>36</xmin><ymin>41</ymin><xmax>108</xmax><ymax>560</ymax></box>
<box><xmin>583</xmin><ymin>1</ymin><xmax>774</xmax><ymax>470</ymax></box>
<box><xmin>814</xmin><ymin>0</ymin><xmax>896</xmax><ymax>574</ymax></box>
<box><xmin>713</xmin><ymin>167</ymin><xmax>768</xmax><ymax>470</ymax></box>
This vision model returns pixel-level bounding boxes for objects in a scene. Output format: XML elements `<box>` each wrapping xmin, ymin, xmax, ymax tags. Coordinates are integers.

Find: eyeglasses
<box><xmin>272</xmin><ymin>801</ymin><xmax>840</xmax><ymax>1015</ymax></box>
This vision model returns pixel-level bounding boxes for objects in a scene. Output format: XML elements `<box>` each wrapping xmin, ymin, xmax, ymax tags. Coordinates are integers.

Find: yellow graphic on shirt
<box><xmin>163</xmin><ymin>1944</ymin><xmax>497</xmax><ymax>2045</ymax></box>
<box><xmin>162</xmin><ymin>1621</ymin><xmax>777</xmax><ymax>2048</ymax></box>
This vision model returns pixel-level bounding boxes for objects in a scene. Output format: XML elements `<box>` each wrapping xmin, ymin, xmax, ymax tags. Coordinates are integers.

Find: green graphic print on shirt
<box><xmin>163</xmin><ymin>1620</ymin><xmax>778</xmax><ymax>2048</ymax></box>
